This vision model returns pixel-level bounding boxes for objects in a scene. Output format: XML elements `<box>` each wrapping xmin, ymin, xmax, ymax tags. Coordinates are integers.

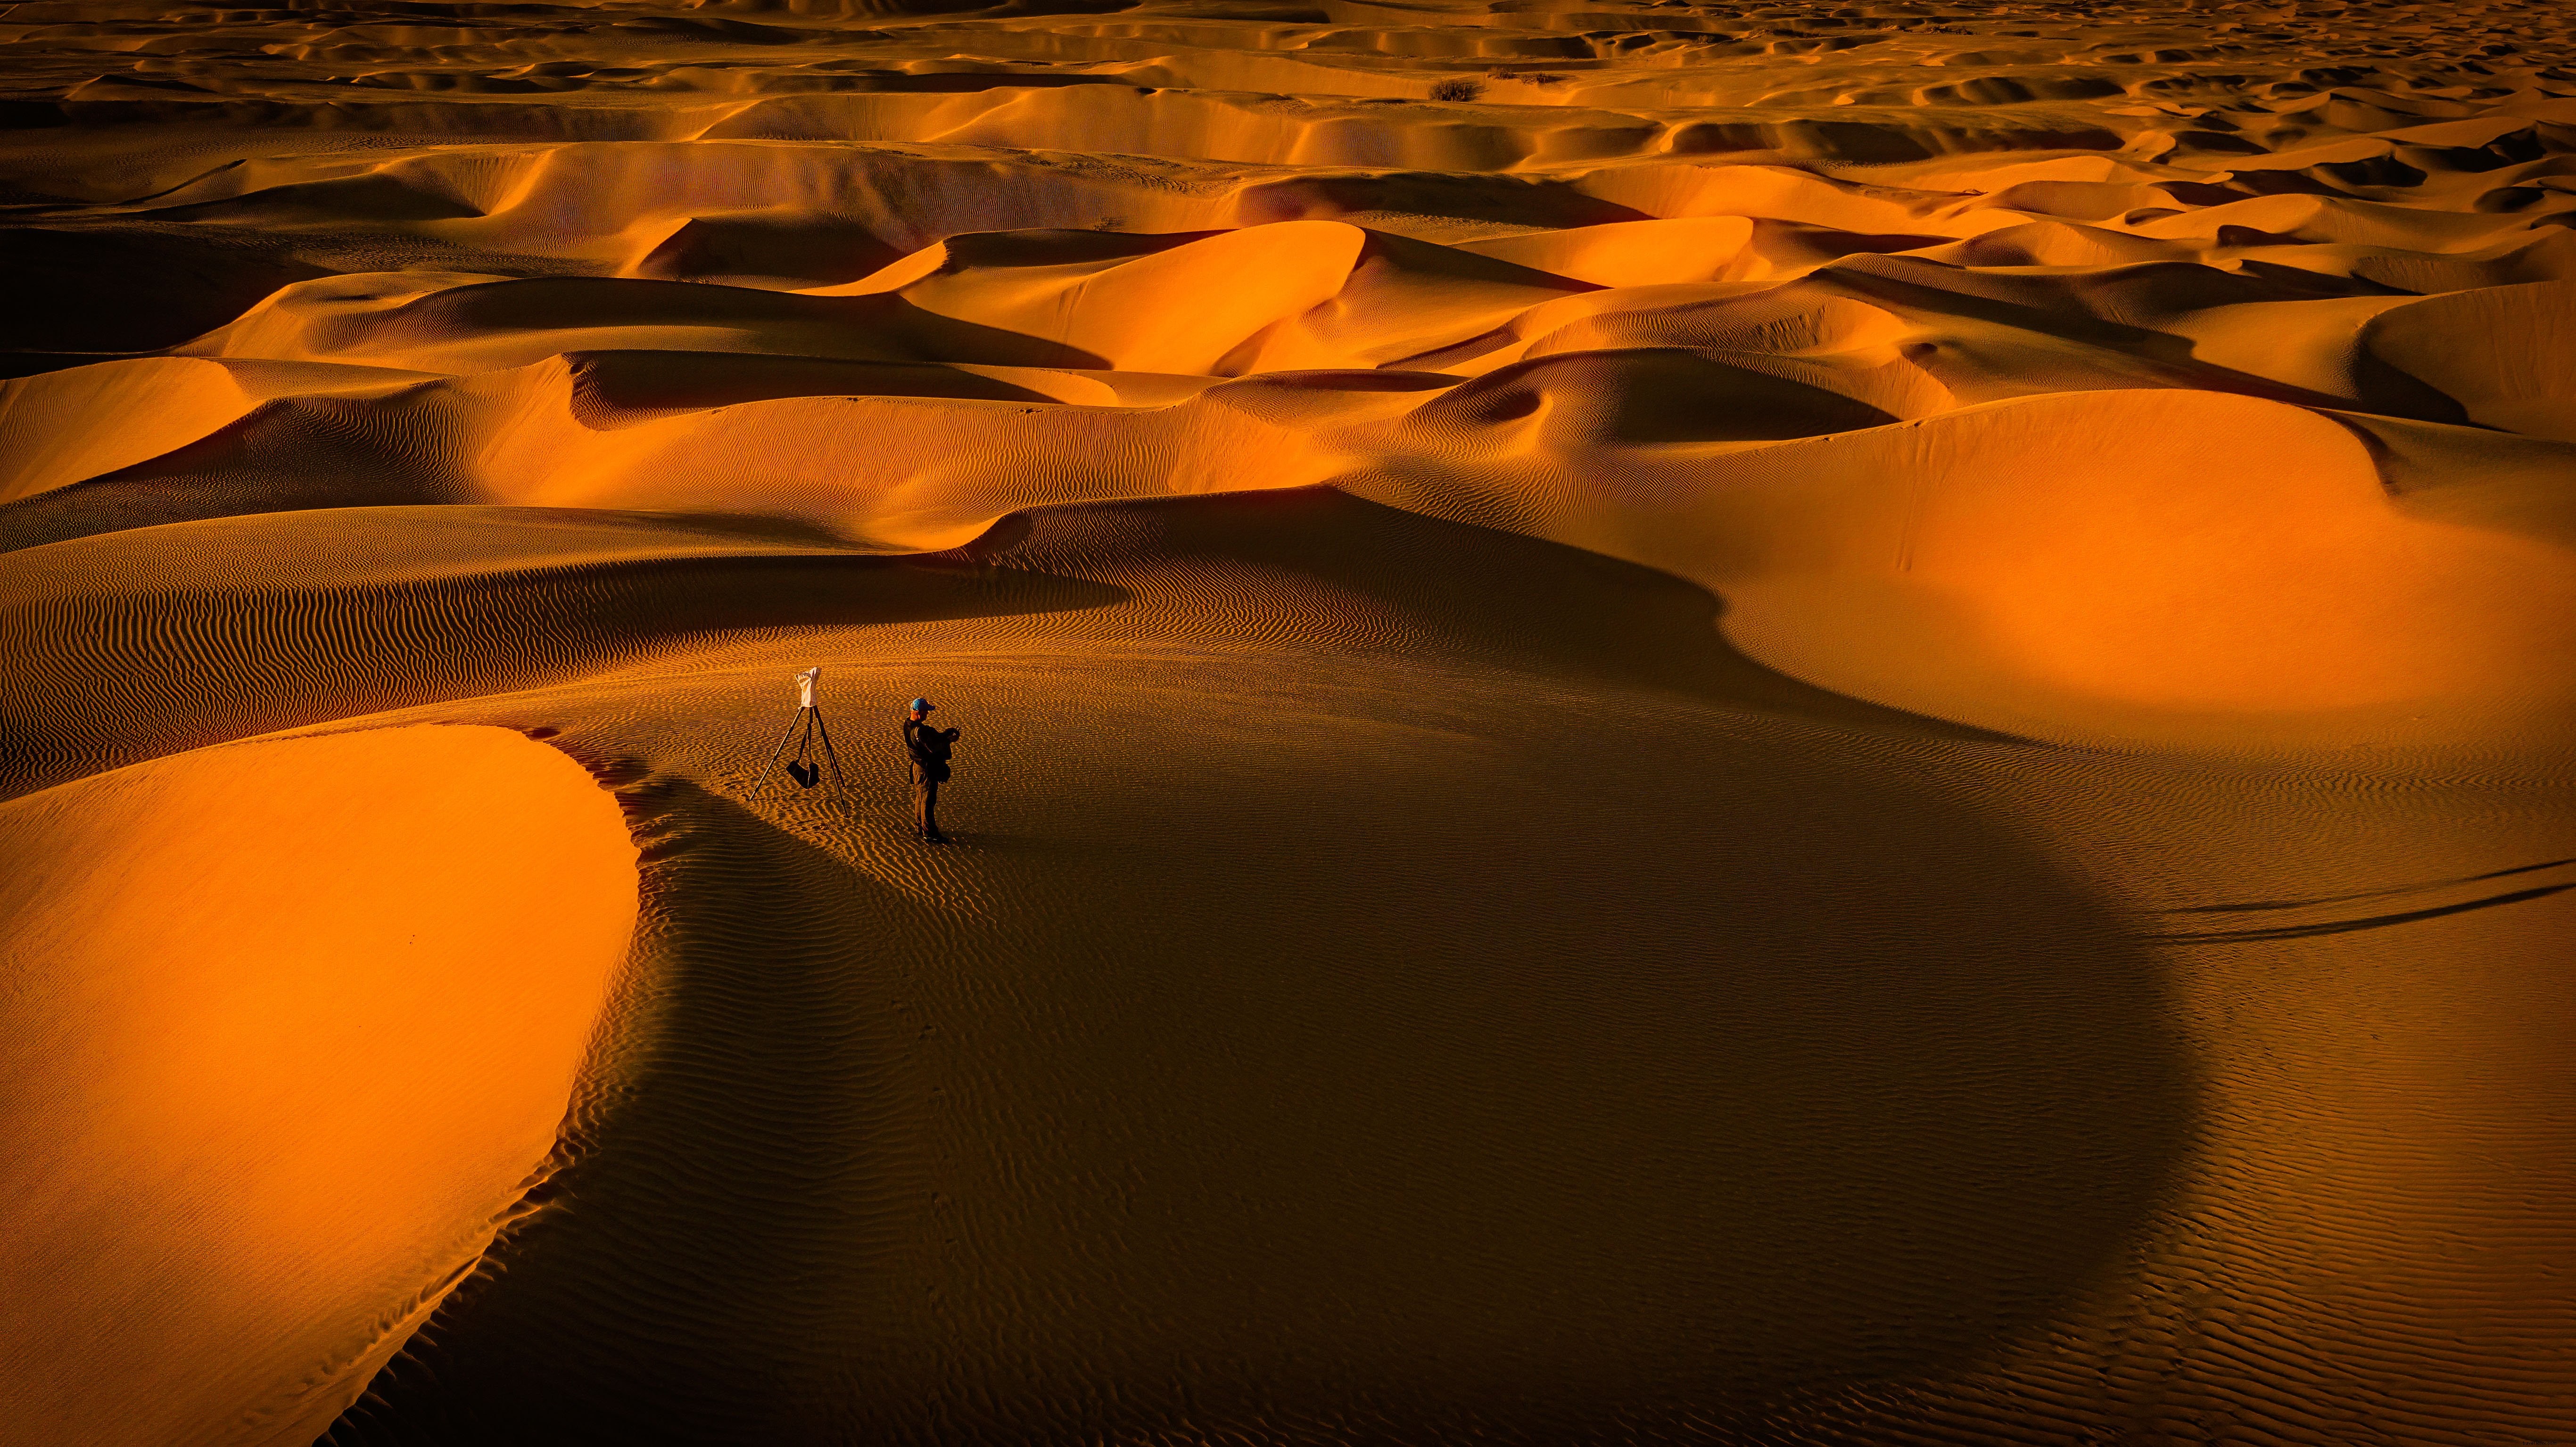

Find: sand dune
<box><xmin>2361</xmin><ymin>277</ymin><xmax>2576</xmax><ymax>440</ymax></box>
<box><xmin>15</xmin><ymin>338</ymin><xmax>2561</xmax><ymax>740</ymax></box>
<box><xmin>4</xmin><ymin>0</ymin><xmax>2575</xmax><ymax>1440</ymax></box>
<box><xmin>0</xmin><ymin>726</ymin><xmax>636</xmax><ymax>1447</ymax></box>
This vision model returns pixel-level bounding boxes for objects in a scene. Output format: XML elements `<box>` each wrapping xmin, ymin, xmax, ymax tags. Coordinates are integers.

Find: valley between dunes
<box><xmin>0</xmin><ymin>0</ymin><xmax>2572</xmax><ymax>1441</ymax></box>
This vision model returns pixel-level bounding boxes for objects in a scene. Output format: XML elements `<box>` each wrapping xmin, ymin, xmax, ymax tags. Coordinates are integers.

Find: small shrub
<box><xmin>1428</xmin><ymin>78</ymin><xmax>1484</xmax><ymax>102</ymax></box>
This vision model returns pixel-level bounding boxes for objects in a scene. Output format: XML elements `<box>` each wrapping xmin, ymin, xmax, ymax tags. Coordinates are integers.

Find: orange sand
<box><xmin>2</xmin><ymin>0</ymin><xmax>2574</xmax><ymax>1441</ymax></box>
<box><xmin>0</xmin><ymin>726</ymin><xmax>636</xmax><ymax>1446</ymax></box>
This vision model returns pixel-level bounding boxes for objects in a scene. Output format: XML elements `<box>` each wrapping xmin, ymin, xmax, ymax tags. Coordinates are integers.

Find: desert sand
<box><xmin>0</xmin><ymin>0</ymin><xmax>2571</xmax><ymax>1441</ymax></box>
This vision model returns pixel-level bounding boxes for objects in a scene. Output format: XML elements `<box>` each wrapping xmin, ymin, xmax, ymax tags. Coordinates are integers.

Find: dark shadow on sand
<box><xmin>328</xmin><ymin>692</ymin><xmax>2194</xmax><ymax>1444</ymax></box>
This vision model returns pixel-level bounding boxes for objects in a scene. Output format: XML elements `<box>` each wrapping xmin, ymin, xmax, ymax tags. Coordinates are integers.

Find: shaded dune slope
<box><xmin>323</xmin><ymin>702</ymin><xmax>2192</xmax><ymax>1447</ymax></box>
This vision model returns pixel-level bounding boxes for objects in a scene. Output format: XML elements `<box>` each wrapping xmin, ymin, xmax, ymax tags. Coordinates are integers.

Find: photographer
<box><xmin>901</xmin><ymin>698</ymin><xmax>960</xmax><ymax>844</ymax></box>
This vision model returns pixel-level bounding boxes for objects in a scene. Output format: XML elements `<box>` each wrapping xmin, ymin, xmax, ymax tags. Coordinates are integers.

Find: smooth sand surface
<box><xmin>0</xmin><ymin>725</ymin><xmax>638</xmax><ymax>1447</ymax></box>
<box><xmin>1</xmin><ymin>0</ymin><xmax>2572</xmax><ymax>1442</ymax></box>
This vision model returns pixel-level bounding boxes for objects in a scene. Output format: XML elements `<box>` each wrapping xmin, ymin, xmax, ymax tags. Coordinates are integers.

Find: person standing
<box><xmin>902</xmin><ymin>698</ymin><xmax>959</xmax><ymax>843</ymax></box>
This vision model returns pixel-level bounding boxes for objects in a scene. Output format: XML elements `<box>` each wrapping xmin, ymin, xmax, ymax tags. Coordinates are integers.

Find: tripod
<box><xmin>745</xmin><ymin>667</ymin><xmax>846</xmax><ymax>803</ymax></box>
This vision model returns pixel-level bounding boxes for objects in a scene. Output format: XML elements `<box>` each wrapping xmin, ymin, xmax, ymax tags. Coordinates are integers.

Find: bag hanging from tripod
<box><xmin>787</xmin><ymin>711</ymin><xmax>820</xmax><ymax>789</ymax></box>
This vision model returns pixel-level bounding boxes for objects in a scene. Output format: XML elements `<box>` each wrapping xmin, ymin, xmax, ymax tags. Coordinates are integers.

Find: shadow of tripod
<box><xmin>745</xmin><ymin>666</ymin><xmax>846</xmax><ymax>804</ymax></box>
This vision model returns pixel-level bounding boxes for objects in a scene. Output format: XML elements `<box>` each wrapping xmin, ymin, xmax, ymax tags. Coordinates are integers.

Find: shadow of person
<box><xmin>330</xmin><ymin>665</ymin><xmax>2194</xmax><ymax>1445</ymax></box>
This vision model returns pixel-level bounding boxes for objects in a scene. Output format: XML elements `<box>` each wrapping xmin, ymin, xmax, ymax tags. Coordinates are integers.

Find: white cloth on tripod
<box><xmin>796</xmin><ymin>667</ymin><xmax>820</xmax><ymax>709</ymax></box>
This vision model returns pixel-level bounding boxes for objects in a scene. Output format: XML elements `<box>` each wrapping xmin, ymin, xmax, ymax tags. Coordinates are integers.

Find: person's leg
<box><xmin>912</xmin><ymin>778</ymin><xmax>931</xmax><ymax>837</ymax></box>
<box><xmin>922</xmin><ymin>779</ymin><xmax>943</xmax><ymax>841</ymax></box>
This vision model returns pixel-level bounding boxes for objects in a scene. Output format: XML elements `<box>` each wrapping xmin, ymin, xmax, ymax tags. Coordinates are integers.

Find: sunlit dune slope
<box><xmin>0</xmin><ymin>725</ymin><xmax>637</xmax><ymax>1447</ymax></box>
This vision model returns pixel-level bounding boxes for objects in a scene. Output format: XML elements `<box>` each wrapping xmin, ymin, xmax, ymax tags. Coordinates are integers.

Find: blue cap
<box><xmin>910</xmin><ymin>698</ymin><xmax>935</xmax><ymax>712</ymax></box>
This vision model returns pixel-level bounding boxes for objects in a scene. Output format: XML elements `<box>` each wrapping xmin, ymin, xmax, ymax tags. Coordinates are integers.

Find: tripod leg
<box><xmin>745</xmin><ymin>707</ymin><xmax>806</xmax><ymax>803</ymax></box>
<box><xmin>811</xmin><ymin>706</ymin><xmax>847</xmax><ymax>789</ymax></box>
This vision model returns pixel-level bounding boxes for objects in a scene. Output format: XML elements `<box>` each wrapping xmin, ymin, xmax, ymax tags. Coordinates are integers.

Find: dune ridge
<box><xmin>4</xmin><ymin>0</ymin><xmax>2575</xmax><ymax>1442</ymax></box>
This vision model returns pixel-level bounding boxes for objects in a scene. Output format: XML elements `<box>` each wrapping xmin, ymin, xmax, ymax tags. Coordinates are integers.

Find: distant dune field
<box><xmin>1</xmin><ymin>0</ymin><xmax>2572</xmax><ymax>1442</ymax></box>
